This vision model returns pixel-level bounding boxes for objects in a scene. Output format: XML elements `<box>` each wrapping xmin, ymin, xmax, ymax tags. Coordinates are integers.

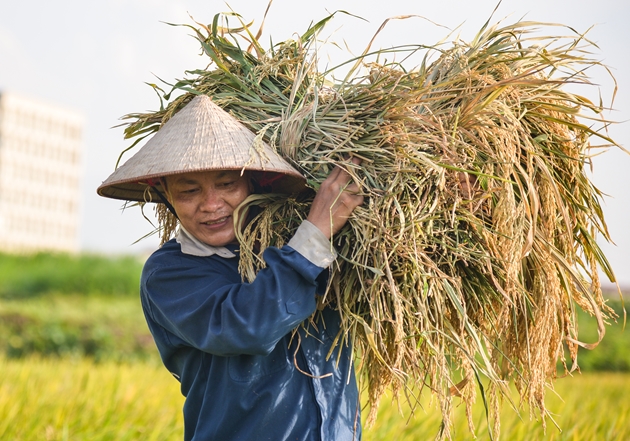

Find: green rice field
<box><xmin>1</xmin><ymin>253</ymin><xmax>627</xmax><ymax>440</ymax></box>
<box><xmin>1</xmin><ymin>356</ymin><xmax>629</xmax><ymax>440</ymax></box>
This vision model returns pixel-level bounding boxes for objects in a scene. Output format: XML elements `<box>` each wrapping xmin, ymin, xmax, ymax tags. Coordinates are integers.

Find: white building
<box><xmin>0</xmin><ymin>92</ymin><xmax>83</xmax><ymax>253</ymax></box>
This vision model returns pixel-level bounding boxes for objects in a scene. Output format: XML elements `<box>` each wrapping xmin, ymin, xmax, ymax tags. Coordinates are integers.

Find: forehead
<box><xmin>166</xmin><ymin>169</ymin><xmax>245</xmax><ymax>185</ymax></box>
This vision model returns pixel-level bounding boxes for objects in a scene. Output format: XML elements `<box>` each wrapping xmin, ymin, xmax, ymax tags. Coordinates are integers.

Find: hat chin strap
<box><xmin>150</xmin><ymin>184</ymin><xmax>179</xmax><ymax>220</ymax></box>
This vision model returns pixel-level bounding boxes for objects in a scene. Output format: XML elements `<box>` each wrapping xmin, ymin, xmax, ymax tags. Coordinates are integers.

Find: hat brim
<box><xmin>97</xmin><ymin>95</ymin><xmax>307</xmax><ymax>202</ymax></box>
<box><xmin>97</xmin><ymin>167</ymin><xmax>306</xmax><ymax>202</ymax></box>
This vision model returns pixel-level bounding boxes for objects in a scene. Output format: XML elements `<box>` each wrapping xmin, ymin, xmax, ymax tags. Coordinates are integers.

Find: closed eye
<box><xmin>217</xmin><ymin>181</ymin><xmax>236</xmax><ymax>188</ymax></box>
<box><xmin>180</xmin><ymin>188</ymin><xmax>199</xmax><ymax>194</ymax></box>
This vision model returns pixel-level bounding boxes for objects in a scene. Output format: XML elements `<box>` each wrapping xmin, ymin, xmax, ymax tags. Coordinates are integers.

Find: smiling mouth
<box><xmin>202</xmin><ymin>216</ymin><xmax>229</xmax><ymax>226</ymax></box>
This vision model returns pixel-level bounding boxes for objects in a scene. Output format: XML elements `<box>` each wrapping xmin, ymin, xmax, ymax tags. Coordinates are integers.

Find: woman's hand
<box><xmin>307</xmin><ymin>157</ymin><xmax>364</xmax><ymax>239</ymax></box>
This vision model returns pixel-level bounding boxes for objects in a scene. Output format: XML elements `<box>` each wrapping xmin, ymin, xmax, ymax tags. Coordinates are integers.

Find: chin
<box><xmin>186</xmin><ymin>225</ymin><xmax>235</xmax><ymax>247</ymax></box>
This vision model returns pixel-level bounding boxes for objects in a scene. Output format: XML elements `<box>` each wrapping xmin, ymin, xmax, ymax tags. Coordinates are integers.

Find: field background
<box><xmin>0</xmin><ymin>252</ymin><xmax>628</xmax><ymax>440</ymax></box>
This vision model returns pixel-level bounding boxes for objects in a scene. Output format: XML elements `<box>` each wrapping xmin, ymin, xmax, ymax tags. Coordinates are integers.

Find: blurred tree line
<box><xmin>0</xmin><ymin>252</ymin><xmax>626</xmax><ymax>371</ymax></box>
<box><xmin>0</xmin><ymin>252</ymin><xmax>143</xmax><ymax>298</ymax></box>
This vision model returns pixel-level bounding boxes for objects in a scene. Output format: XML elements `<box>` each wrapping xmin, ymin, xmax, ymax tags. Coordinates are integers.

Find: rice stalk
<box><xmin>118</xmin><ymin>11</ymin><xmax>622</xmax><ymax>439</ymax></box>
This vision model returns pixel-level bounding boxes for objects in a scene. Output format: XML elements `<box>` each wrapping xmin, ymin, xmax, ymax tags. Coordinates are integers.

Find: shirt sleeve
<box><xmin>287</xmin><ymin>220</ymin><xmax>336</xmax><ymax>268</ymax></box>
<box><xmin>142</xmin><ymin>223</ymin><xmax>333</xmax><ymax>358</ymax></box>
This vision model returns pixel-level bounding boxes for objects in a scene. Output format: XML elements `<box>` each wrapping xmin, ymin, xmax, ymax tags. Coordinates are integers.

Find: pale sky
<box><xmin>1</xmin><ymin>0</ymin><xmax>628</xmax><ymax>285</ymax></box>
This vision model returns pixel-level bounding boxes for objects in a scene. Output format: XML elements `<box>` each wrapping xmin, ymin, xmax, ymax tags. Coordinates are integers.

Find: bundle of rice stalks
<box><xmin>120</xmin><ymin>10</ymin><xmax>622</xmax><ymax>439</ymax></box>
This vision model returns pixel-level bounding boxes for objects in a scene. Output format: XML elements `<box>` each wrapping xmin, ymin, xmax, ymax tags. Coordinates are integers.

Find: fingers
<box><xmin>327</xmin><ymin>156</ymin><xmax>362</xmax><ymax>187</ymax></box>
<box><xmin>307</xmin><ymin>157</ymin><xmax>364</xmax><ymax>239</ymax></box>
<box><xmin>322</xmin><ymin>160</ymin><xmax>363</xmax><ymax>202</ymax></box>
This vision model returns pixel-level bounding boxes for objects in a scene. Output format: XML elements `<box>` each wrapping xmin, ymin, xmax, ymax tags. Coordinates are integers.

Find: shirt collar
<box><xmin>175</xmin><ymin>227</ymin><xmax>237</xmax><ymax>258</ymax></box>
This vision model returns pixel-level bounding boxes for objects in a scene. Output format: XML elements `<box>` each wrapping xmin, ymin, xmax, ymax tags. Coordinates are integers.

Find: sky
<box><xmin>1</xmin><ymin>0</ymin><xmax>628</xmax><ymax>286</ymax></box>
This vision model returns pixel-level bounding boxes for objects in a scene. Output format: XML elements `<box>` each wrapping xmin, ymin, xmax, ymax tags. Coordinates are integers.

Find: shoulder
<box><xmin>142</xmin><ymin>239</ymin><xmax>239</xmax><ymax>285</ymax></box>
<box><xmin>142</xmin><ymin>239</ymin><xmax>184</xmax><ymax>275</ymax></box>
<box><xmin>142</xmin><ymin>240</ymin><xmax>202</xmax><ymax>280</ymax></box>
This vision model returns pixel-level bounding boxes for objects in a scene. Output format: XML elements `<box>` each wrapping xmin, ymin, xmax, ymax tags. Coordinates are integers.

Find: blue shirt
<box><xmin>140</xmin><ymin>224</ymin><xmax>361</xmax><ymax>440</ymax></box>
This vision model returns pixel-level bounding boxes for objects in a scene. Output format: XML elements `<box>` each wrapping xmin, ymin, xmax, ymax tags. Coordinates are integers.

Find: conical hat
<box><xmin>97</xmin><ymin>94</ymin><xmax>305</xmax><ymax>201</ymax></box>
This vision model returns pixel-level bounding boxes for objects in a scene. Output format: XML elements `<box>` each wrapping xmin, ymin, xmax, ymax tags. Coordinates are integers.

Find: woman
<box><xmin>98</xmin><ymin>95</ymin><xmax>364</xmax><ymax>440</ymax></box>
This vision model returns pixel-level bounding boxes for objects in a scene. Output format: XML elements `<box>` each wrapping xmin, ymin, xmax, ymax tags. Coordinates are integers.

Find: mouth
<box><xmin>201</xmin><ymin>216</ymin><xmax>230</xmax><ymax>226</ymax></box>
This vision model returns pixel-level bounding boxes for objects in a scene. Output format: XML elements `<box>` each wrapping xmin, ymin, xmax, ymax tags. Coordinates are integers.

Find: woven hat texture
<box><xmin>97</xmin><ymin>94</ymin><xmax>304</xmax><ymax>201</ymax></box>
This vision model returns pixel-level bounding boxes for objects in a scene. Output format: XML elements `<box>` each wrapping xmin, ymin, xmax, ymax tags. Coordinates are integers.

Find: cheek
<box><xmin>230</xmin><ymin>183</ymin><xmax>251</xmax><ymax>206</ymax></box>
<box><xmin>169</xmin><ymin>198</ymin><xmax>198</xmax><ymax>221</ymax></box>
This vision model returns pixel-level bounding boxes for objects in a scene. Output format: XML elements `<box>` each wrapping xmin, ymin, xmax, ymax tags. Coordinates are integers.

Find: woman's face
<box><xmin>165</xmin><ymin>170</ymin><xmax>251</xmax><ymax>247</ymax></box>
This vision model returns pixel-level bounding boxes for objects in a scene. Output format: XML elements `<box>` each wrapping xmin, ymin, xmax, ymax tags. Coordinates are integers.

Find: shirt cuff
<box><xmin>287</xmin><ymin>220</ymin><xmax>337</xmax><ymax>268</ymax></box>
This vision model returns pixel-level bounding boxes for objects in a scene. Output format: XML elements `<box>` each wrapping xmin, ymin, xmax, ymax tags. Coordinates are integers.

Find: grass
<box><xmin>1</xmin><ymin>355</ymin><xmax>628</xmax><ymax>440</ymax></box>
<box><xmin>0</xmin><ymin>294</ymin><xmax>155</xmax><ymax>361</ymax></box>
<box><xmin>364</xmin><ymin>373</ymin><xmax>630</xmax><ymax>440</ymax></box>
<box><xmin>0</xmin><ymin>252</ymin><xmax>625</xmax><ymax>439</ymax></box>
<box><xmin>1</xmin><ymin>288</ymin><xmax>625</xmax><ymax>368</ymax></box>
<box><xmin>0</xmin><ymin>356</ymin><xmax>183</xmax><ymax>441</ymax></box>
<box><xmin>0</xmin><ymin>252</ymin><xmax>143</xmax><ymax>299</ymax></box>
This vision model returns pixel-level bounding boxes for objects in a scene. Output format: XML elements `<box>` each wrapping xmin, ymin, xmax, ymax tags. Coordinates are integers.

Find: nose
<box><xmin>199</xmin><ymin>189</ymin><xmax>224</xmax><ymax>212</ymax></box>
